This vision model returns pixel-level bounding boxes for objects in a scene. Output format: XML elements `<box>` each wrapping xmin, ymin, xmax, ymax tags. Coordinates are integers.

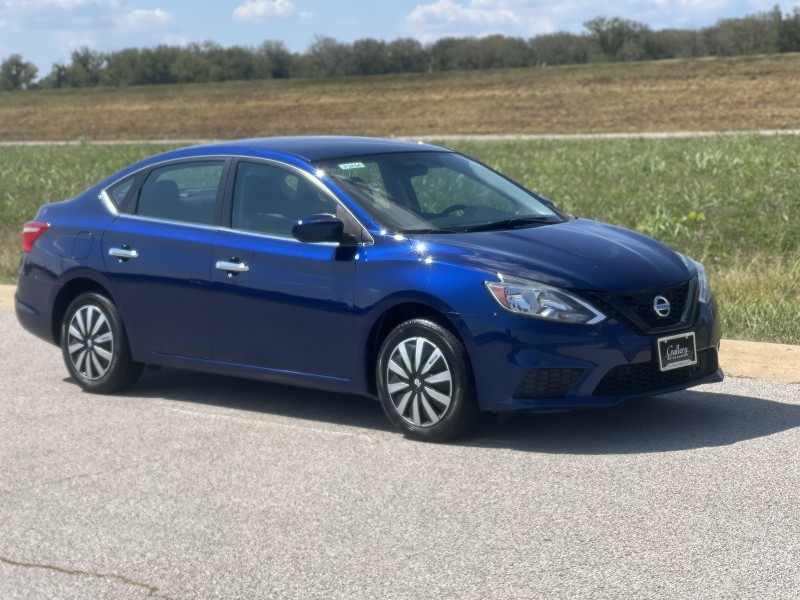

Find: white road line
<box><xmin>409</xmin><ymin>129</ymin><xmax>800</xmax><ymax>141</ymax></box>
<box><xmin>3</xmin><ymin>129</ymin><xmax>800</xmax><ymax>146</ymax></box>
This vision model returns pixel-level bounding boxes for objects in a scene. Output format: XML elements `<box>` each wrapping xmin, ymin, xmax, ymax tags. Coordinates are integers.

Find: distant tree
<box><xmin>175</xmin><ymin>41</ymin><xmax>225</xmax><ymax>82</ymax></box>
<box><xmin>257</xmin><ymin>41</ymin><xmax>294</xmax><ymax>79</ymax></box>
<box><xmin>386</xmin><ymin>38</ymin><xmax>428</xmax><ymax>73</ymax></box>
<box><xmin>350</xmin><ymin>39</ymin><xmax>389</xmax><ymax>75</ymax></box>
<box><xmin>448</xmin><ymin>37</ymin><xmax>517</xmax><ymax>70</ymax></box>
<box><xmin>703</xmin><ymin>8</ymin><xmax>782</xmax><ymax>56</ymax></box>
<box><xmin>429</xmin><ymin>37</ymin><xmax>460</xmax><ymax>71</ymax></box>
<box><xmin>97</xmin><ymin>45</ymin><xmax>178</xmax><ymax>86</ymax></box>
<box><xmin>643</xmin><ymin>29</ymin><xmax>706</xmax><ymax>59</ymax></box>
<box><xmin>142</xmin><ymin>46</ymin><xmax>180</xmax><ymax>84</ymax></box>
<box><xmin>65</xmin><ymin>47</ymin><xmax>104</xmax><ymax>87</ymax></box>
<box><xmin>584</xmin><ymin>17</ymin><xmax>651</xmax><ymax>61</ymax></box>
<box><xmin>0</xmin><ymin>54</ymin><xmax>39</xmax><ymax>90</ymax></box>
<box><xmin>778</xmin><ymin>7</ymin><xmax>800</xmax><ymax>52</ymax></box>
<box><xmin>28</xmin><ymin>6</ymin><xmax>800</xmax><ymax>90</ymax></box>
<box><xmin>171</xmin><ymin>51</ymin><xmax>212</xmax><ymax>83</ymax></box>
<box><xmin>305</xmin><ymin>35</ymin><xmax>351</xmax><ymax>77</ymax></box>
<box><xmin>529</xmin><ymin>32</ymin><xmax>594</xmax><ymax>66</ymax></box>
<box><xmin>426</xmin><ymin>36</ymin><xmax>531</xmax><ymax>71</ymax></box>
<box><xmin>211</xmin><ymin>46</ymin><xmax>257</xmax><ymax>81</ymax></box>
<box><xmin>473</xmin><ymin>35</ymin><xmax>530</xmax><ymax>69</ymax></box>
<box><xmin>446</xmin><ymin>38</ymin><xmax>479</xmax><ymax>70</ymax></box>
<box><xmin>39</xmin><ymin>63</ymin><xmax>68</xmax><ymax>89</ymax></box>
<box><xmin>102</xmin><ymin>48</ymin><xmax>142</xmax><ymax>86</ymax></box>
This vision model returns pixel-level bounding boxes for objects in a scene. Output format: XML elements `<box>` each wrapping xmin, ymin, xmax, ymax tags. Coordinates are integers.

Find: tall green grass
<box><xmin>1</xmin><ymin>136</ymin><xmax>798</xmax><ymax>343</ymax></box>
<box><xmin>0</xmin><ymin>142</ymin><xmax>177</xmax><ymax>280</ymax></box>
<box><xmin>445</xmin><ymin>136</ymin><xmax>800</xmax><ymax>266</ymax></box>
<box><xmin>0</xmin><ymin>143</ymin><xmax>178</xmax><ymax>224</ymax></box>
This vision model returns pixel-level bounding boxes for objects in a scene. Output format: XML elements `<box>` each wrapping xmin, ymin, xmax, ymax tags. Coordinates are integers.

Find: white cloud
<box><xmin>0</xmin><ymin>0</ymin><xmax>179</xmax><ymax>67</ymax></box>
<box><xmin>232</xmin><ymin>0</ymin><xmax>299</xmax><ymax>21</ymax></box>
<box><xmin>62</xmin><ymin>30</ymin><xmax>97</xmax><ymax>51</ymax></box>
<box><xmin>675</xmin><ymin>0</ymin><xmax>727</xmax><ymax>6</ymax></box>
<box><xmin>116</xmin><ymin>8</ymin><xmax>171</xmax><ymax>32</ymax></box>
<box><xmin>0</xmin><ymin>0</ymin><xmax>117</xmax><ymax>31</ymax></box>
<box><xmin>404</xmin><ymin>0</ymin><xmax>555</xmax><ymax>41</ymax></box>
<box><xmin>1</xmin><ymin>0</ymin><xmax>112</xmax><ymax>9</ymax></box>
<box><xmin>403</xmin><ymin>0</ymin><xmax>800</xmax><ymax>42</ymax></box>
<box><xmin>407</xmin><ymin>0</ymin><xmax>518</xmax><ymax>27</ymax></box>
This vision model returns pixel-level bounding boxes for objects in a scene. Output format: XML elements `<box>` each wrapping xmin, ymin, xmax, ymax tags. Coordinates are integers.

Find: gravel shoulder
<box><xmin>2</xmin><ymin>284</ymin><xmax>797</xmax><ymax>384</ymax></box>
<box><xmin>1</xmin><ymin>285</ymin><xmax>13</xmax><ymax>313</ymax></box>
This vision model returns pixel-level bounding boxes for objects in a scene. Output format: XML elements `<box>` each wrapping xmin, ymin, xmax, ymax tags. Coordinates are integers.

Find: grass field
<box><xmin>1</xmin><ymin>135</ymin><xmax>798</xmax><ymax>344</ymax></box>
<box><xmin>3</xmin><ymin>54</ymin><xmax>800</xmax><ymax>140</ymax></box>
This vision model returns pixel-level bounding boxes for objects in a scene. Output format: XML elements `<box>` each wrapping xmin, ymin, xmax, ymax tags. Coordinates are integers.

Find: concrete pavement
<box><xmin>1</xmin><ymin>310</ymin><xmax>798</xmax><ymax>600</ymax></box>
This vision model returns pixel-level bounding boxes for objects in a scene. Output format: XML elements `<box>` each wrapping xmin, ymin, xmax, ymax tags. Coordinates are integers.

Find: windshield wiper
<box><xmin>462</xmin><ymin>216</ymin><xmax>553</xmax><ymax>233</ymax></box>
<box><xmin>400</xmin><ymin>228</ymin><xmax>458</xmax><ymax>234</ymax></box>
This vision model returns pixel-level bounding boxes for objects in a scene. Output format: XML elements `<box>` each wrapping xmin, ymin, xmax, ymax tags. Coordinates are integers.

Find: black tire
<box><xmin>376</xmin><ymin>318</ymin><xmax>480</xmax><ymax>442</ymax></box>
<box><xmin>61</xmin><ymin>292</ymin><xmax>143</xmax><ymax>394</ymax></box>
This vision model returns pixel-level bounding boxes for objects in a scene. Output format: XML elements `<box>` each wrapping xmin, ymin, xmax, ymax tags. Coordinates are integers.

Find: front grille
<box><xmin>584</xmin><ymin>278</ymin><xmax>697</xmax><ymax>334</ymax></box>
<box><xmin>593</xmin><ymin>348</ymin><xmax>718</xmax><ymax>397</ymax></box>
<box><xmin>513</xmin><ymin>368</ymin><xmax>585</xmax><ymax>399</ymax></box>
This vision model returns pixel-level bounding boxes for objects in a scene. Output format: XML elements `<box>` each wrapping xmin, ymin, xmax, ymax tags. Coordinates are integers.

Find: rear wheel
<box><xmin>61</xmin><ymin>292</ymin><xmax>143</xmax><ymax>393</ymax></box>
<box><xmin>376</xmin><ymin>319</ymin><xmax>479</xmax><ymax>442</ymax></box>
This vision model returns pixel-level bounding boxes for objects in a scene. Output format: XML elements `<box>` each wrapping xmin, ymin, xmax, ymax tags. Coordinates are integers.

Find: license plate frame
<box><xmin>657</xmin><ymin>332</ymin><xmax>698</xmax><ymax>372</ymax></box>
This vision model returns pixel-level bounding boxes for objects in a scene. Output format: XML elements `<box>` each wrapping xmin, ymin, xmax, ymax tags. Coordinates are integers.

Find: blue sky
<box><xmin>2</xmin><ymin>0</ymin><xmax>799</xmax><ymax>74</ymax></box>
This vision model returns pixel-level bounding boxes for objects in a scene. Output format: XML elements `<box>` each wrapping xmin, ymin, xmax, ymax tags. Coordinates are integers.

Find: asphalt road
<box><xmin>1</xmin><ymin>310</ymin><xmax>799</xmax><ymax>600</ymax></box>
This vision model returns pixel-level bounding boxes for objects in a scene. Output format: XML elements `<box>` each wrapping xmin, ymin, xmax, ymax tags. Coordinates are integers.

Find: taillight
<box><xmin>22</xmin><ymin>221</ymin><xmax>50</xmax><ymax>253</ymax></box>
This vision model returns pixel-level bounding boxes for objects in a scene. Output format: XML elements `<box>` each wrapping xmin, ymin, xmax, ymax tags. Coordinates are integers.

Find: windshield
<box><xmin>315</xmin><ymin>151</ymin><xmax>562</xmax><ymax>233</ymax></box>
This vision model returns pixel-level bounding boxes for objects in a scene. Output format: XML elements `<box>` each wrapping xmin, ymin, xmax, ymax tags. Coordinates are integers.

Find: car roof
<box><xmin>191</xmin><ymin>136</ymin><xmax>448</xmax><ymax>163</ymax></box>
<box><xmin>92</xmin><ymin>136</ymin><xmax>453</xmax><ymax>198</ymax></box>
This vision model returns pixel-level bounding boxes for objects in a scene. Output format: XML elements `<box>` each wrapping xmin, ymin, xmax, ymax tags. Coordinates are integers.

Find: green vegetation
<box><xmin>0</xmin><ymin>142</ymin><xmax>176</xmax><ymax>280</ymax></box>
<box><xmin>1</xmin><ymin>135</ymin><xmax>798</xmax><ymax>344</ymax></box>
<box><xmin>445</xmin><ymin>135</ymin><xmax>800</xmax><ymax>267</ymax></box>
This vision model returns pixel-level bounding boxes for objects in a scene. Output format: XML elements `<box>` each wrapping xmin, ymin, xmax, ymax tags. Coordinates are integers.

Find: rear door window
<box><xmin>136</xmin><ymin>161</ymin><xmax>225</xmax><ymax>225</ymax></box>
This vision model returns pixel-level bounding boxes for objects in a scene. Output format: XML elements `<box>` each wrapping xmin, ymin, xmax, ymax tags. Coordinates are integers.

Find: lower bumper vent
<box><xmin>513</xmin><ymin>368</ymin><xmax>585</xmax><ymax>399</ymax></box>
<box><xmin>593</xmin><ymin>348</ymin><xmax>719</xmax><ymax>397</ymax></box>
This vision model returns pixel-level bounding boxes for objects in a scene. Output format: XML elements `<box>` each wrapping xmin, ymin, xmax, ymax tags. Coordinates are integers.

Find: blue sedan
<box><xmin>15</xmin><ymin>137</ymin><xmax>723</xmax><ymax>441</ymax></box>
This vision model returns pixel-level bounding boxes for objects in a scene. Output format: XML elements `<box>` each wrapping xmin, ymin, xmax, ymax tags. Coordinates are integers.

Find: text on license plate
<box><xmin>657</xmin><ymin>332</ymin><xmax>697</xmax><ymax>372</ymax></box>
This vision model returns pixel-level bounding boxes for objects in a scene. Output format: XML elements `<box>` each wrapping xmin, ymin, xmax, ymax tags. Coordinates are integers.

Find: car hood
<box><xmin>413</xmin><ymin>219</ymin><xmax>691</xmax><ymax>292</ymax></box>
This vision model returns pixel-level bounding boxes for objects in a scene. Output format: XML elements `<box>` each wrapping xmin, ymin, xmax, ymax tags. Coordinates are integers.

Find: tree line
<box><xmin>3</xmin><ymin>6</ymin><xmax>800</xmax><ymax>91</ymax></box>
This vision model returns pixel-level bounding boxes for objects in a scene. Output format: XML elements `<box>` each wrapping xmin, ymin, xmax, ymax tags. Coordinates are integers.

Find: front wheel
<box><xmin>376</xmin><ymin>319</ymin><xmax>479</xmax><ymax>442</ymax></box>
<box><xmin>61</xmin><ymin>292</ymin><xmax>143</xmax><ymax>394</ymax></box>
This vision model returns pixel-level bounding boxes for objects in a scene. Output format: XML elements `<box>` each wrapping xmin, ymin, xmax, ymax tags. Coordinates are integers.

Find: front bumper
<box><xmin>461</xmin><ymin>296</ymin><xmax>723</xmax><ymax>412</ymax></box>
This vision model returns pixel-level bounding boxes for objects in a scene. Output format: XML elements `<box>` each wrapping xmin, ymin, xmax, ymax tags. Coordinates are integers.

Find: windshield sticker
<box><xmin>338</xmin><ymin>162</ymin><xmax>365</xmax><ymax>170</ymax></box>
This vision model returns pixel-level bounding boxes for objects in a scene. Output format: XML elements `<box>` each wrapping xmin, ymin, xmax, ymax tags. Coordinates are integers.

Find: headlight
<box><xmin>680</xmin><ymin>255</ymin><xmax>710</xmax><ymax>304</ymax></box>
<box><xmin>485</xmin><ymin>274</ymin><xmax>606</xmax><ymax>325</ymax></box>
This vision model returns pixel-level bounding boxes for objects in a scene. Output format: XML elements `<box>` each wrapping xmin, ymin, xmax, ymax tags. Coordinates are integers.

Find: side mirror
<box><xmin>292</xmin><ymin>213</ymin><xmax>345</xmax><ymax>244</ymax></box>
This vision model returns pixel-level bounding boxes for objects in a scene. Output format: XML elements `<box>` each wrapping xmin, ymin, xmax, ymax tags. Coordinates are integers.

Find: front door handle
<box><xmin>109</xmin><ymin>247</ymin><xmax>139</xmax><ymax>260</ymax></box>
<box><xmin>215</xmin><ymin>259</ymin><xmax>250</xmax><ymax>274</ymax></box>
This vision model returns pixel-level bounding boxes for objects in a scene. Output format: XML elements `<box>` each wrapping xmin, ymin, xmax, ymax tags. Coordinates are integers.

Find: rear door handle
<box><xmin>215</xmin><ymin>260</ymin><xmax>250</xmax><ymax>274</ymax></box>
<box><xmin>108</xmin><ymin>247</ymin><xmax>139</xmax><ymax>260</ymax></box>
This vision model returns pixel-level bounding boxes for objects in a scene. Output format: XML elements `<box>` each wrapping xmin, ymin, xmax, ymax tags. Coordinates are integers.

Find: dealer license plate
<box><xmin>657</xmin><ymin>332</ymin><xmax>697</xmax><ymax>372</ymax></box>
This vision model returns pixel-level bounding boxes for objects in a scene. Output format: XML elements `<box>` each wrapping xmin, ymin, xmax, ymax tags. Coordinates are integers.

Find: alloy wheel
<box><xmin>385</xmin><ymin>336</ymin><xmax>453</xmax><ymax>428</ymax></box>
<box><xmin>66</xmin><ymin>304</ymin><xmax>115</xmax><ymax>381</ymax></box>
